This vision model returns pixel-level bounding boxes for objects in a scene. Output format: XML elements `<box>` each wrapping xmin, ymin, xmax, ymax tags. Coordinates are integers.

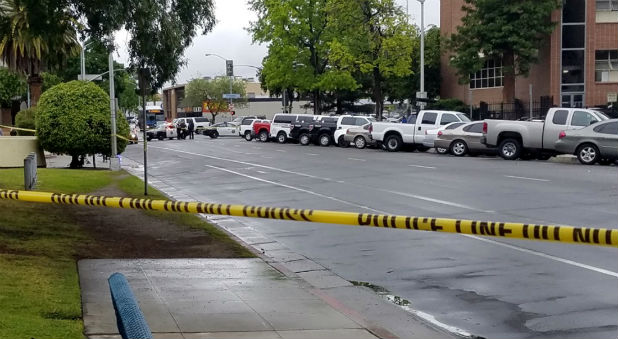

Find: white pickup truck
<box><xmin>371</xmin><ymin>110</ymin><xmax>471</xmax><ymax>152</ymax></box>
<box><xmin>481</xmin><ymin>107</ymin><xmax>609</xmax><ymax>160</ymax></box>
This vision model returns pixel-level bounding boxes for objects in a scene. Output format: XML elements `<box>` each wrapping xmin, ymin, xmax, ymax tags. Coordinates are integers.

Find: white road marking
<box><xmin>348</xmin><ymin>157</ymin><xmax>366</xmax><ymax>161</ymax></box>
<box><xmin>505</xmin><ymin>175</ymin><xmax>550</xmax><ymax>182</ymax></box>
<box><xmin>465</xmin><ymin>235</ymin><xmax>618</xmax><ymax>278</ymax></box>
<box><xmin>307</xmin><ymin>153</ymin><xmax>319</xmax><ymax>156</ymax></box>
<box><xmin>150</xmin><ymin>146</ymin><xmax>337</xmax><ymax>182</ymax></box>
<box><xmin>276</xmin><ymin>149</ymin><xmax>286</xmax><ymax>152</ymax></box>
<box><xmin>148</xmin><ymin>145</ymin><xmax>616</xmax><ymax>277</ymax></box>
<box><xmin>408</xmin><ymin>165</ymin><xmax>437</xmax><ymax>169</ymax></box>
<box><xmin>256</xmin><ymin>170</ymin><xmax>268</xmax><ymax>174</ymax></box>
<box><xmin>204</xmin><ymin>164</ymin><xmax>382</xmax><ymax>213</ymax></box>
<box><xmin>381</xmin><ymin>189</ymin><xmax>495</xmax><ymax>213</ymax></box>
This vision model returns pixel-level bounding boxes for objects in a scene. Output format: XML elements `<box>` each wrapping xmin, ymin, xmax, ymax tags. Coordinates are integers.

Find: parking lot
<box><xmin>124</xmin><ymin>136</ymin><xmax>618</xmax><ymax>339</ymax></box>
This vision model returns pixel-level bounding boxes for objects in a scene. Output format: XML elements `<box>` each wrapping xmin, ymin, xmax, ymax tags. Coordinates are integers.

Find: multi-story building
<box><xmin>441</xmin><ymin>0</ymin><xmax>618</xmax><ymax>109</ymax></box>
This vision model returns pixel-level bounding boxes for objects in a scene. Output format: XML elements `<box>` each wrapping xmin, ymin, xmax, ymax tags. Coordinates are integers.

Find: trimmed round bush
<box><xmin>15</xmin><ymin>107</ymin><xmax>37</xmax><ymax>136</ymax></box>
<box><xmin>36</xmin><ymin>81</ymin><xmax>129</xmax><ymax>168</ymax></box>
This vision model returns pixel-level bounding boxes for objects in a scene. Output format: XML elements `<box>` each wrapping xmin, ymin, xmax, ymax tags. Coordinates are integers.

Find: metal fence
<box><xmin>471</xmin><ymin>97</ymin><xmax>554</xmax><ymax>121</ymax></box>
<box><xmin>23</xmin><ymin>152</ymin><xmax>37</xmax><ymax>191</ymax></box>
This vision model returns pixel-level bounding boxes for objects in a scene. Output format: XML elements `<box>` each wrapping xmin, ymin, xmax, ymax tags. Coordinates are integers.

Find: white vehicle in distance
<box><xmin>333</xmin><ymin>116</ymin><xmax>376</xmax><ymax>147</ymax></box>
<box><xmin>174</xmin><ymin>117</ymin><xmax>210</xmax><ymax>134</ymax></box>
<box><xmin>203</xmin><ymin>122</ymin><xmax>240</xmax><ymax>138</ymax></box>
<box><xmin>270</xmin><ymin>113</ymin><xmax>317</xmax><ymax>143</ymax></box>
<box><xmin>423</xmin><ymin>121</ymin><xmax>469</xmax><ymax>154</ymax></box>
<box><xmin>371</xmin><ymin>110</ymin><xmax>471</xmax><ymax>152</ymax></box>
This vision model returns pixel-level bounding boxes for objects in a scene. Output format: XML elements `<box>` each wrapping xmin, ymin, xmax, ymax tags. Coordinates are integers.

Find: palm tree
<box><xmin>0</xmin><ymin>0</ymin><xmax>80</xmax><ymax>106</ymax></box>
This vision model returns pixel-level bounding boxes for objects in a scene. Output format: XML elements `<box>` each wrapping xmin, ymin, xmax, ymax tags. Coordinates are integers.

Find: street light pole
<box><xmin>80</xmin><ymin>47</ymin><xmax>86</xmax><ymax>81</ymax></box>
<box><xmin>419</xmin><ymin>0</ymin><xmax>425</xmax><ymax>97</ymax></box>
<box><xmin>108</xmin><ymin>51</ymin><xmax>118</xmax><ymax>170</ymax></box>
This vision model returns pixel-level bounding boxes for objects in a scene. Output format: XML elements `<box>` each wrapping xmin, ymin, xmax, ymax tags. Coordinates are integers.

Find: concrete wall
<box><xmin>0</xmin><ymin>136</ymin><xmax>46</xmax><ymax>167</ymax></box>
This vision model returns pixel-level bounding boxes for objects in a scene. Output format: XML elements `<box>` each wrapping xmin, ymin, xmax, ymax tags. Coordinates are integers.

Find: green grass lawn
<box><xmin>0</xmin><ymin>168</ymin><xmax>252</xmax><ymax>339</ymax></box>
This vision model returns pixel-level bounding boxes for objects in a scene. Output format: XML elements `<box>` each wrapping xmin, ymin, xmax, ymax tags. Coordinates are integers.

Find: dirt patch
<box><xmin>68</xmin><ymin>185</ymin><xmax>244</xmax><ymax>259</ymax></box>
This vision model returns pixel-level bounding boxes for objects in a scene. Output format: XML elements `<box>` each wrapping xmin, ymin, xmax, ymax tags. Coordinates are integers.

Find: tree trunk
<box><xmin>373</xmin><ymin>67</ymin><xmax>384</xmax><ymax>120</ymax></box>
<box><xmin>28</xmin><ymin>74</ymin><xmax>43</xmax><ymax>107</ymax></box>
<box><xmin>336</xmin><ymin>94</ymin><xmax>343</xmax><ymax>115</ymax></box>
<box><xmin>313</xmin><ymin>89</ymin><xmax>320</xmax><ymax>115</ymax></box>
<box><xmin>210</xmin><ymin>113</ymin><xmax>217</xmax><ymax>124</ymax></box>
<box><xmin>502</xmin><ymin>51</ymin><xmax>516</xmax><ymax>104</ymax></box>
<box><xmin>70</xmin><ymin>154</ymin><xmax>83</xmax><ymax>169</ymax></box>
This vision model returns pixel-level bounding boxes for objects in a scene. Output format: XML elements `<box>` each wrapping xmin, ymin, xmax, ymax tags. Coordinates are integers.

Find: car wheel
<box><xmin>277</xmin><ymin>132</ymin><xmax>287</xmax><ymax>144</ymax></box>
<box><xmin>354</xmin><ymin>136</ymin><xmax>367</xmax><ymax>149</ymax></box>
<box><xmin>384</xmin><ymin>134</ymin><xmax>403</xmax><ymax>152</ymax></box>
<box><xmin>450</xmin><ymin>140</ymin><xmax>468</xmax><ymax>156</ymax></box>
<box><xmin>210</xmin><ymin>131</ymin><xmax>219</xmax><ymax>139</ymax></box>
<box><xmin>259</xmin><ymin>130</ymin><xmax>269</xmax><ymax>142</ymax></box>
<box><xmin>577</xmin><ymin>144</ymin><xmax>599</xmax><ymax>165</ymax></box>
<box><xmin>146</xmin><ymin>136</ymin><xmax>152</xmax><ymax>141</ymax></box>
<box><xmin>299</xmin><ymin>133</ymin><xmax>311</xmax><ymax>146</ymax></box>
<box><xmin>435</xmin><ymin>147</ymin><xmax>448</xmax><ymax>154</ymax></box>
<box><xmin>338</xmin><ymin>136</ymin><xmax>349</xmax><ymax>148</ymax></box>
<box><xmin>157</xmin><ymin>134</ymin><xmax>165</xmax><ymax>141</ymax></box>
<box><xmin>498</xmin><ymin>138</ymin><xmax>521</xmax><ymax>160</ymax></box>
<box><xmin>599</xmin><ymin>158</ymin><xmax>613</xmax><ymax>166</ymax></box>
<box><xmin>244</xmin><ymin>131</ymin><xmax>253</xmax><ymax>141</ymax></box>
<box><xmin>319</xmin><ymin>134</ymin><xmax>331</xmax><ymax>147</ymax></box>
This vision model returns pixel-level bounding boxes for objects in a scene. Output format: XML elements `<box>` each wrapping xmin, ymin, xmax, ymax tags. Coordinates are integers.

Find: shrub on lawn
<box><xmin>36</xmin><ymin>81</ymin><xmax>129</xmax><ymax>168</ymax></box>
<box><xmin>15</xmin><ymin>107</ymin><xmax>36</xmax><ymax>136</ymax></box>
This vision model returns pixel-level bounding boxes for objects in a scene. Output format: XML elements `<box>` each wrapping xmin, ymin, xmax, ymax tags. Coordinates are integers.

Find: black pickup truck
<box><xmin>294</xmin><ymin>116</ymin><xmax>339</xmax><ymax>146</ymax></box>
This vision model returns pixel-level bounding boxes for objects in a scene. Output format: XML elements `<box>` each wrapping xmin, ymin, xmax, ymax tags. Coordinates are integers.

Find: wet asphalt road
<box><xmin>123</xmin><ymin>135</ymin><xmax>618</xmax><ymax>339</ymax></box>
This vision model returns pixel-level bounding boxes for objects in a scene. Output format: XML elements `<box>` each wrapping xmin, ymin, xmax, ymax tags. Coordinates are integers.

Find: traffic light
<box><xmin>231</xmin><ymin>111</ymin><xmax>236</xmax><ymax>116</ymax></box>
<box><xmin>226</xmin><ymin>60</ymin><xmax>234</xmax><ymax>77</ymax></box>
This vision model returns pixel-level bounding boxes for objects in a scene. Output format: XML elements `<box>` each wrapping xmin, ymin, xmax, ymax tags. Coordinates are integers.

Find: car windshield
<box><xmin>457</xmin><ymin>114</ymin><xmax>471</xmax><ymax>122</ymax></box>
<box><xmin>195</xmin><ymin>118</ymin><xmax>208</xmax><ymax>122</ymax></box>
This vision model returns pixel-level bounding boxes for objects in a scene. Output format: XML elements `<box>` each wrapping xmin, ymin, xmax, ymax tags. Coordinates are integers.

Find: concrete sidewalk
<box><xmin>81</xmin><ymin>259</ymin><xmax>384</xmax><ymax>339</ymax></box>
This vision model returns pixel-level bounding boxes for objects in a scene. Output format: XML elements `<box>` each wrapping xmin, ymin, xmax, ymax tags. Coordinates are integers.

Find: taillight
<box><xmin>482</xmin><ymin>122</ymin><xmax>487</xmax><ymax>134</ymax></box>
<box><xmin>559</xmin><ymin>131</ymin><xmax>566</xmax><ymax>139</ymax></box>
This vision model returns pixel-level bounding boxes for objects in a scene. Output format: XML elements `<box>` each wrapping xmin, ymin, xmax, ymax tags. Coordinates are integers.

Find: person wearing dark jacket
<box><xmin>188</xmin><ymin>120</ymin><xmax>195</xmax><ymax>140</ymax></box>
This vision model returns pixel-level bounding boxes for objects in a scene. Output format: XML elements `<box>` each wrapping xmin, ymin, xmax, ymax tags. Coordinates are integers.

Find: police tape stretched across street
<box><xmin>1</xmin><ymin>189</ymin><xmax>616</xmax><ymax>248</ymax></box>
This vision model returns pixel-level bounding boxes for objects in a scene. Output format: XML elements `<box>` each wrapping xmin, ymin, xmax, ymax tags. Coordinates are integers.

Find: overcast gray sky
<box><xmin>115</xmin><ymin>0</ymin><xmax>440</xmax><ymax>87</ymax></box>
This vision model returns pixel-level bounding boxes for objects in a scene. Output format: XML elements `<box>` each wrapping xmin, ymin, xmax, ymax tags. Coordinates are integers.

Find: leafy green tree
<box><xmin>0</xmin><ymin>0</ymin><xmax>81</xmax><ymax>106</ymax></box>
<box><xmin>447</xmin><ymin>0</ymin><xmax>561</xmax><ymax>102</ymax></box>
<box><xmin>387</xmin><ymin>26</ymin><xmax>441</xmax><ymax>105</ymax></box>
<box><xmin>184</xmin><ymin>77</ymin><xmax>247</xmax><ymax>123</ymax></box>
<box><xmin>0</xmin><ymin>67</ymin><xmax>26</xmax><ymax>108</ymax></box>
<box><xmin>325</xmin><ymin>0</ymin><xmax>415</xmax><ymax>120</ymax></box>
<box><xmin>250</xmin><ymin>0</ymin><xmax>358</xmax><ymax>114</ymax></box>
<box><xmin>41</xmin><ymin>72</ymin><xmax>63</xmax><ymax>93</ymax></box>
<box><xmin>36</xmin><ymin>81</ymin><xmax>129</xmax><ymax>168</ymax></box>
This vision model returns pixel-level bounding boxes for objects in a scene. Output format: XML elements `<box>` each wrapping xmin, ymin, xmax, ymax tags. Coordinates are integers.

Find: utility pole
<box><xmin>529</xmin><ymin>84</ymin><xmax>533</xmax><ymax>119</ymax></box>
<box><xmin>109</xmin><ymin>51</ymin><xmax>119</xmax><ymax>170</ymax></box>
<box><xmin>80</xmin><ymin>47</ymin><xmax>86</xmax><ymax>81</ymax></box>
<box><xmin>419</xmin><ymin>0</ymin><xmax>426</xmax><ymax>110</ymax></box>
<box><xmin>138</xmin><ymin>68</ymin><xmax>150</xmax><ymax>196</ymax></box>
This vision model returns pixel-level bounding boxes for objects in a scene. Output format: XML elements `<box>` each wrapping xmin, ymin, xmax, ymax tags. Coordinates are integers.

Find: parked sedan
<box><xmin>343</xmin><ymin>125</ymin><xmax>377</xmax><ymax>149</ymax></box>
<box><xmin>202</xmin><ymin>122</ymin><xmax>240</xmax><ymax>139</ymax></box>
<box><xmin>423</xmin><ymin>122</ymin><xmax>469</xmax><ymax>154</ymax></box>
<box><xmin>554</xmin><ymin>119</ymin><xmax>618</xmax><ymax>165</ymax></box>
<box><xmin>434</xmin><ymin>122</ymin><xmax>496</xmax><ymax>156</ymax></box>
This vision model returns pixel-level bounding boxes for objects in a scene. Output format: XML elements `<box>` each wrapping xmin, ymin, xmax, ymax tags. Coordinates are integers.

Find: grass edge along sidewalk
<box><xmin>3</xmin><ymin>187</ymin><xmax>618</xmax><ymax>248</ymax></box>
<box><xmin>0</xmin><ymin>168</ymin><xmax>253</xmax><ymax>339</ymax></box>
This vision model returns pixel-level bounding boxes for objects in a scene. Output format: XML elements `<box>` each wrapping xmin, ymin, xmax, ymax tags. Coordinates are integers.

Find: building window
<box><xmin>597</xmin><ymin>0</ymin><xmax>618</xmax><ymax>11</ymax></box>
<box><xmin>595</xmin><ymin>50</ymin><xmax>618</xmax><ymax>82</ymax></box>
<box><xmin>470</xmin><ymin>58</ymin><xmax>503</xmax><ymax>89</ymax></box>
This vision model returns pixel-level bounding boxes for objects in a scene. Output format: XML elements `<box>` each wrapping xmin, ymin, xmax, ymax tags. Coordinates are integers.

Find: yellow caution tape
<box><xmin>0</xmin><ymin>124</ymin><xmax>36</xmax><ymax>133</ymax></box>
<box><xmin>115</xmin><ymin>134</ymin><xmax>136</xmax><ymax>142</ymax></box>
<box><xmin>1</xmin><ymin>189</ymin><xmax>616</xmax><ymax>248</ymax></box>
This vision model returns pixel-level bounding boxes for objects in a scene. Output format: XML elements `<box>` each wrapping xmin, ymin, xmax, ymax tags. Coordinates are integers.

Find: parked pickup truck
<box><xmin>371</xmin><ymin>110</ymin><xmax>471</xmax><ymax>152</ymax></box>
<box><xmin>481</xmin><ymin>108</ymin><xmax>609</xmax><ymax>160</ymax></box>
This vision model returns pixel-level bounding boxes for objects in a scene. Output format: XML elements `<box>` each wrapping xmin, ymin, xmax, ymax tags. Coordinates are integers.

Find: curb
<box><xmin>120</xmin><ymin>156</ymin><xmax>460</xmax><ymax>339</ymax></box>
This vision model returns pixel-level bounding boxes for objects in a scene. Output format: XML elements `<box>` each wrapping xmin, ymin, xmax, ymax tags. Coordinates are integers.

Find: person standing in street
<box><xmin>188</xmin><ymin>120</ymin><xmax>195</xmax><ymax>140</ymax></box>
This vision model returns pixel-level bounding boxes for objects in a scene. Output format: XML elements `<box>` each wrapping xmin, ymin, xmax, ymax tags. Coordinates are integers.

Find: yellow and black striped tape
<box><xmin>0</xmin><ymin>125</ymin><xmax>36</xmax><ymax>133</ymax></box>
<box><xmin>1</xmin><ymin>189</ymin><xmax>616</xmax><ymax>248</ymax></box>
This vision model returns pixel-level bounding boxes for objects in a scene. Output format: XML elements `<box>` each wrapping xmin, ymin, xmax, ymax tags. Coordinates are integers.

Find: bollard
<box><xmin>23</xmin><ymin>152</ymin><xmax>37</xmax><ymax>190</ymax></box>
<box><xmin>108</xmin><ymin>273</ymin><xmax>153</xmax><ymax>339</ymax></box>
